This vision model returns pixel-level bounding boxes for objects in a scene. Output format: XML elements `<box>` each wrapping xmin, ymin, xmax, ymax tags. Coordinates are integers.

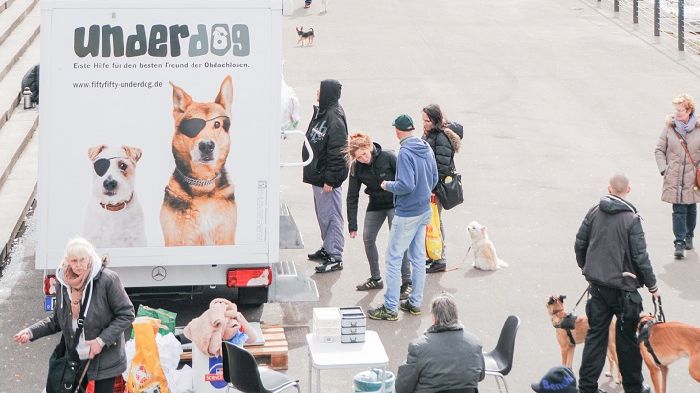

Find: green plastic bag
<box><xmin>131</xmin><ymin>305</ymin><xmax>176</xmax><ymax>338</ymax></box>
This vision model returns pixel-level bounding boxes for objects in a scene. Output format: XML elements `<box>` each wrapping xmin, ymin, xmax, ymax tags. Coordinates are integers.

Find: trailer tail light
<box><xmin>226</xmin><ymin>268</ymin><xmax>272</xmax><ymax>288</ymax></box>
<box><xmin>43</xmin><ymin>275</ymin><xmax>57</xmax><ymax>295</ymax></box>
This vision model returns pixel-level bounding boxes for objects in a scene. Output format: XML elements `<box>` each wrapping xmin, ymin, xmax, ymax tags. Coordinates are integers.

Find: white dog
<box><xmin>84</xmin><ymin>145</ymin><xmax>147</xmax><ymax>248</ymax></box>
<box><xmin>320</xmin><ymin>0</ymin><xmax>328</xmax><ymax>13</ymax></box>
<box><xmin>467</xmin><ymin>221</ymin><xmax>508</xmax><ymax>270</ymax></box>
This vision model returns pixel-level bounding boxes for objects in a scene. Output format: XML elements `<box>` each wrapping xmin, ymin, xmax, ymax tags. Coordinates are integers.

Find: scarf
<box><xmin>63</xmin><ymin>260</ymin><xmax>93</xmax><ymax>319</ymax></box>
<box><xmin>674</xmin><ymin>112</ymin><xmax>697</xmax><ymax>139</ymax></box>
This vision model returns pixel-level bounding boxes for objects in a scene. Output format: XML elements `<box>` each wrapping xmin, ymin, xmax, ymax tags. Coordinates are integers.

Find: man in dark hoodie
<box><xmin>368</xmin><ymin>114</ymin><xmax>438</xmax><ymax>321</ymax></box>
<box><xmin>574</xmin><ymin>174</ymin><xmax>659</xmax><ymax>393</ymax></box>
<box><xmin>302</xmin><ymin>79</ymin><xmax>349</xmax><ymax>273</ymax></box>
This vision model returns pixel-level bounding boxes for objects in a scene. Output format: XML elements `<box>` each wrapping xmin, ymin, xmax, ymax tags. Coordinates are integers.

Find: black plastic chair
<box><xmin>482</xmin><ymin>315</ymin><xmax>520</xmax><ymax>393</ymax></box>
<box><xmin>222</xmin><ymin>341</ymin><xmax>300</xmax><ymax>393</ymax></box>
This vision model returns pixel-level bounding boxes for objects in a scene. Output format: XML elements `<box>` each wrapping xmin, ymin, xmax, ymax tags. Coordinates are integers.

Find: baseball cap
<box><xmin>392</xmin><ymin>114</ymin><xmax>415</xmax><ymax>131</ymax></box>
<box><xmin>531</xmin><ymin>366</ymin><xmax>577</xmax><ymax>393</ymax></box>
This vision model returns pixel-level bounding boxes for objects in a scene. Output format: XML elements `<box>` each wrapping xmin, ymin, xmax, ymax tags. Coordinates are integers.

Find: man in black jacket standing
<box><xmin>302</xmin><ymin>79</ymin><xmax>349</xmax><ymax>273</ymax></box>
<box><xmin>574</xmin><ymin>174</ymin><xmax>659</xmax><ymax>393</ymax></box>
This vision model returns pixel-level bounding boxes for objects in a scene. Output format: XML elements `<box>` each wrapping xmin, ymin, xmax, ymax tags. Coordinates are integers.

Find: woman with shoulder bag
<box><xmin>345</xmin><ymin>133</ymin><xmax>415</xmax><ymax>300</ymax></box>
<box><xmin>421</xmin><ymin>104</ymin><xmax>462</xmax><ymax>273</ymax></box>
<box><xmin>14</xmin><ymin>237</ymin><xmax>135</xmax><ymax>393</ymax></box>
<box><xmin>655</xmin><ymin>93</ymin><xmax>700</xmax><ymax>259</ymax></box>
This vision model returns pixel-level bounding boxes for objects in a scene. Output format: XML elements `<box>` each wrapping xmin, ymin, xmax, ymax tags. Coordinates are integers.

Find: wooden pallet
<box><xmin>180</xmin><ymin>323</ymin><xmax>289</xmax><ymax>370</ymax></box>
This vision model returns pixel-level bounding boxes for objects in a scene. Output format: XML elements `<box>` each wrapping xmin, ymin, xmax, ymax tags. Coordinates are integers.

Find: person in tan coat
<box><xmin>654</xmin><ymin>93</ymin><xmax>700</xmax><ymax>258</ymax></box>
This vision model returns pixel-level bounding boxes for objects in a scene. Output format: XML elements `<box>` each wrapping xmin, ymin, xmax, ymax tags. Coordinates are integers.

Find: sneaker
<box><xmin>426</xmin><ymin>261</ymin><xmax>447</xmax><ymax>273</ymax></box>
<box><xmin>367</xmin><ymin>304</ymin><xmax>398</xmax><ymax>321</ymax></box>
<box><xmin>674</xmin><ymin>242</ymin><xmax>686</xmax><ymax>259</ymax></box>
<box><xmin>425</xmin><ymin>259</ymin><xmax>433</xmax><ymax>266</ymax></box>
<box><xmin>399</xmin><ymin>282</ymin><xmax>413</xmax><ymax>300</ymax></box>
<box><xmin>399</xmin><ymin>300</ymin><xmax>422</xmax><ymax>315</ymax></box>
<box><xmin>314</xmin><ymin>257</ymin><xmax>343</xmax><ymax>273</ymax></box>
<box><xmin>356</xmin><ymin>278</ymin><xmax>383</xmax><ymax>291</ymax></box>
<box><xmin>307</xmin><ymin>248</ymin><xmax>328</xmax><ymax>261</ymax></box>
<box><xmin>686</xmin><ymin>236</ymin><xmax>694</xmax><ymax>250</ymax></box>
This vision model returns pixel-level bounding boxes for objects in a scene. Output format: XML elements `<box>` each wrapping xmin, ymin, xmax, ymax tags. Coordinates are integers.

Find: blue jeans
<box><xmin>672</xmin><ymin>203</ymin><xmax>697</xmax><ymax>244</ymax></box>
<box><xmin>383</xmin><ymin>209</ymin><xmax>432</xmax><ymax>312</ymax></box>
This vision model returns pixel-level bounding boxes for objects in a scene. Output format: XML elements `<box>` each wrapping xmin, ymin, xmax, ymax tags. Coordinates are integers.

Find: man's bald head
<box><xmin>608</xmin><ymin>174</ymin><xmax>631</xmax><ymax>197</ymax></box>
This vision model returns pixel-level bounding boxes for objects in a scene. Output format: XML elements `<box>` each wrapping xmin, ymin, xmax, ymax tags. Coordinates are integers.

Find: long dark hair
<box><xmin>422</xmin><ymin>104</ymin><xmax>444</xmax><ymax>132</ymax></box>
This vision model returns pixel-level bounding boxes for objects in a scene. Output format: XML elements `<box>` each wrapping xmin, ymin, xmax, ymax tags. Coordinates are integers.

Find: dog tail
<box><xmin>497</xmin><ymin>259</ymin><xmax>508</xmax><ymax>268</ymax></box>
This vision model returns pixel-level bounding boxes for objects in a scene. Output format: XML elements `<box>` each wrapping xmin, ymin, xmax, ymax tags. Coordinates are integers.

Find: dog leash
<box><xmin>571</xmin><ymin>285</ymin><xmax>590</xmax><ymax>314</ymax></box>
<box><xmin>73</xmin><ymin>359</ymin><xmax>91</xmax><ymax>393</ymax></box>
<box><xmin>652</xmin><ymin>296</ymin><xmax>666</xmax><ymax>323</ymax></box>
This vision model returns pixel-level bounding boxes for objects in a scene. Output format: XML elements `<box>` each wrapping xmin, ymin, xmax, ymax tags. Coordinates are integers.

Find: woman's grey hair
<box><xmin>431</xmin><ymin>293</ymin><xmax>459</xmax><ymax>327</ymax></box>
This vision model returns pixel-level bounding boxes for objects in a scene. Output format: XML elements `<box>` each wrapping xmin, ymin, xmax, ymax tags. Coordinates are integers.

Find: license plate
<box><xmin>44</xmin><ymin>296</ymin><xmax>56</xmax><ymax>312</ymax></box>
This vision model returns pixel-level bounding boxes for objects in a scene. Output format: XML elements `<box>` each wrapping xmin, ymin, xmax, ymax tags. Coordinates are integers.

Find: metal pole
<box><xmin>633</xmin><ymin>0</ymin><xmax>639</xmax><ymax>23</ymax></box>
<box><xmin>615</xmin><ymin>0</ymin><xmax>620</xmax><ymax>12</ymax></box>
<box><xmin>654</xmin><ymin>0</ymin><xmax>660</xmax><ymax>36</ymax></box>
<box><xmin>679</xmin><ymin>0</ymin><xmax>685</xmax><ymax>51</ymax></box>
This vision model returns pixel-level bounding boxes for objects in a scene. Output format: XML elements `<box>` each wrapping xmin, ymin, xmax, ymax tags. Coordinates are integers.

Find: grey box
<box><xmin>341</xmin><ymin>333</ymin><xmax>366</xmax><ymax>343</ymax></box>
<box><xmin>340</xmin><ymin>306</ymin><xmax>366</xmax><ymax>328</ymax></box>
<box><xmin>341</xmin><ymin>326</ymin><xmax>366</xmax><ymax>335</ymax></box>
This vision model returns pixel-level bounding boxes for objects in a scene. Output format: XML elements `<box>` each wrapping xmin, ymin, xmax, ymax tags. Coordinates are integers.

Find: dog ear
<box><xmin>480</xmin><ymin>226</ymin><xmax>487</xmax><ymax>235</ymax></box>
<box><xmin>547</xmin><ymin>296</ymin><xmax>556</xmax><ymax>305</ymax></box>
<box><xmin>87</xmin><ymin>144</ymin><xmax>107</xmax><ymax>161</ymax></box>
<box><xmin>559</xmin><ymin>295</ymin><xmax>566</xmax><ymax>302</ymax></box>
<box><xmin>122</xmin><ymin>145</ymin><xmax>143</xmax><ymax>163</ymax></box>
<box><xmin>215</xmin><ymin>75</ymin><xmax>234</xmax><ymax>113</ymax></box>
<box><xmin>170</xmin><ymin>81</ymin><xmax>192</xmax><ymax>115</ymax></box>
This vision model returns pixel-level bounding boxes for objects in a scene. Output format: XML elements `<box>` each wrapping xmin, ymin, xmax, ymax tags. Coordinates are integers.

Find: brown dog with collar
<box><xmin>160</xmin><ymin>76</ymin><xmax>237</xmax><ymax>246</ymax></box>
<box><xmin>637</xmin><ymin>314</ymin><xmax>700</xmax><ymax>393</ymax></box>
<box><xmin>547</xmin><ymin>295</ymin><xmax>621</xmax><ymax>384</ymax></box>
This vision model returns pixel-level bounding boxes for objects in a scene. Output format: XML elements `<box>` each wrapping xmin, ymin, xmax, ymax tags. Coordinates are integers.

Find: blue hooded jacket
<box><xmin>386</xmin><ymin>136</ymin><xmax>438</xmax><ymax>217</ymax></box>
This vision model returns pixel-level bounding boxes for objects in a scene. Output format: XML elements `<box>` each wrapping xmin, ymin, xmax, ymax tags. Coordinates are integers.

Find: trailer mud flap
<box><xmin>269</xmin><ymin>261</ymin><xmax>319</xmax><ymax>302</ymax></box>
<box><xmin>279</xmin><ymin>201</ymin><xmax>304</xmax><ymax>249</ymax></box>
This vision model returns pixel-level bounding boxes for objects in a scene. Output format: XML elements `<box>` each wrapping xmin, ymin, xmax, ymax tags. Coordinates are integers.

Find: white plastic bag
<box><xmin>281</xmin><ymin>78</ymin><xmax>300</xmax><ymax>131</ymax></box>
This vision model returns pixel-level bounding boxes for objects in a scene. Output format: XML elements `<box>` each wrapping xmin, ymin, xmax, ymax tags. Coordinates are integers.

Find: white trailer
<box><xmin>36</xmin><ymin>0</ymin><xmax>315</xmax><ymax>310</ymax></box>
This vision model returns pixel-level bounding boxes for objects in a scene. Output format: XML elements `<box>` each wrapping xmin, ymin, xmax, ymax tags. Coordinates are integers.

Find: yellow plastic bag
<box><xmin>426</xmin><ymin>196</ymin><xmax>443</xmax><ymax>260</ymax></box>
<box><xmin>126</xmin><ymin>317</ymin><xmax>170</xmax><ymax>393</ymax></box>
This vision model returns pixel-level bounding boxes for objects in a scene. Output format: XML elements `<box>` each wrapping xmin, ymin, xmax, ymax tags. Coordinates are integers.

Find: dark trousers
<box><xmin>363</xmin><ymin>209</ymin><xmax>411</xmax><ymax>283</ymax></box>
<box><xmin>579</xmin><ymin>285</ymin><xmax>644</xmax><ymax>393</ymax></box>
<box><xmin>672</xmin><ymin>203</ymin><xmax>697</xmax><ymax>244</ymax></box>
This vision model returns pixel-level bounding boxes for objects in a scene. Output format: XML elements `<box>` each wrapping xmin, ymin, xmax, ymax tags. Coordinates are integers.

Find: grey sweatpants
<box><xmin>364</xmin><ymin>209</ymin><xmax>411</xmax><ymax>283</ymax></box>
<box><xmin>312</xmin><ymin>185</ymin><xmax>345</xmax><ymax>258</ymax></box>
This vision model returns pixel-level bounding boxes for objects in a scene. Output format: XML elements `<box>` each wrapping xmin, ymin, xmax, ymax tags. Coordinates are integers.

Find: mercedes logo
<box><xmin>151</xmin><ymin>266</ymin><xmax>167</xmax><ymax>281</ymax></box>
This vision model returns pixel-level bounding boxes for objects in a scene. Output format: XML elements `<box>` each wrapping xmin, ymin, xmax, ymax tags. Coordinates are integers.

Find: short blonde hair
<box><xmin>673</xmin><ymin>94</ymin><xmax>695</xmax><ymax>113</ymax></box>
<box><xmin>343</xmin><ymin>133</ymin><xmax>373</xmax><ymax>170</ymax></box>
<box><xmin>63</xmin><ymin>237</ymin><xmax>97</xmax><ymax>265</ymax></box>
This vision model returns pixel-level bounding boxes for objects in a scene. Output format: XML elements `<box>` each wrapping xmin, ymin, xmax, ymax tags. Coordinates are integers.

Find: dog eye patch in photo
<box><xmin>93</xmin><ymin>157</ymin><xmax>128</xmax><ymax>177</ymax></box>
<box><xmin>179</xmin><ymin>115</ymin><xmax>230</xmax><ymax>138</ymax></box>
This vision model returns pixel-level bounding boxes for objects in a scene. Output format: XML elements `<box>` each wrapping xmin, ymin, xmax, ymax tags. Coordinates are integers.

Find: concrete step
<box><xmin>0</xmin><ymin>36</ymin><xmax>38</xmax><ymax>129</ymax></box>
<box><xmin>0</xmin><ymin>0</ymin><xmax>37</xmax><ymax>47</ymax></box>
<box><xmin>0</xmin><ymin>128</ymin><xmax>36</xmax><ymax>262</ymax></box>
<box><xmin>0</xmin><ymin>4</ymin><xmax>38</xmax><ymax>83</ymax></box>
<box><xmin>0</xmin><ymin>107</ymin><xmax>37</xmax><ymax>189</ymax></box>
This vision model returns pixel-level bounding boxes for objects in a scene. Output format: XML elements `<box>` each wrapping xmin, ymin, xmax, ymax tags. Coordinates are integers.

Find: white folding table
<box><xmin>305</xmin><ymin>330</ymin><xmax>389</xmax><ymax>393</ymax></box>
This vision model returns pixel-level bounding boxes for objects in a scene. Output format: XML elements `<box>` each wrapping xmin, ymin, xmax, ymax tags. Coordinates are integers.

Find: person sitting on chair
<box><xmin>395</xmin><ymin>293</ymin><xmax>485</xmax><ymax>393</ymax></box>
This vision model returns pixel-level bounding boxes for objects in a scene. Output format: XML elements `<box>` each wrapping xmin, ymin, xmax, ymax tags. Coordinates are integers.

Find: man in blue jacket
<box><xmin>368</xmin><ymin>114</ymin><xmax>438</xmax><ymax>321</ymax></box>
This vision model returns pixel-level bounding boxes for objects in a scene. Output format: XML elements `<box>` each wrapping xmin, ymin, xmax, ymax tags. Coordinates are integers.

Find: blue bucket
<box><xmin>353</xmin><ymin>369</ymin><xmax>395</xmax><ymax>393</ymax></box>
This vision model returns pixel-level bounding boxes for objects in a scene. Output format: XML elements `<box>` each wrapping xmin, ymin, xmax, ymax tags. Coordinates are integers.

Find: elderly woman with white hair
<box><xmin>13</xmin><ymin>237</ymin><xmax>134</xmax><ymax>393</ymax></box>
<box><xmin>395</xmin><ymin>293</ymin><xmax>485</xmax><ymax>393</ymax></box>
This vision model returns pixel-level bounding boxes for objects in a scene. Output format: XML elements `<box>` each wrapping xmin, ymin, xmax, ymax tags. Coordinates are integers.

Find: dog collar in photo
<box><xmin>100</xmin><ymin>196</ymin><xmax>133</xmax><ymax>212</ymax></box>
<box><xmin>176</xmin><ymin>168</ymin><xmax>220</xmax><ymax>187</ymax></box>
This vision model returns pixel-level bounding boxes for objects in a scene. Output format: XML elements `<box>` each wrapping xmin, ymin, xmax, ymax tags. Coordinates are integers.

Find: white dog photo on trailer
<box><xmin>467</xmin><ymin>221</ymin><xmax>508</xmax><ymax>271</ymax></box>
<box><xmin>83</xmin><ymin>144</ymin><xmax>147</xmax><ymax>248</ymax></box>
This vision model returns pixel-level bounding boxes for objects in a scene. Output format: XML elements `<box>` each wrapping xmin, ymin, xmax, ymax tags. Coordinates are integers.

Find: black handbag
<box><xmin>435</xmin><ymin>173</ymin><xmax>464</xmax><ymax>210</ymax></box>
<box><xmin>46</xmin><ymin>284</ymin><xmax>91</xmax><ymax>393</ymax></box>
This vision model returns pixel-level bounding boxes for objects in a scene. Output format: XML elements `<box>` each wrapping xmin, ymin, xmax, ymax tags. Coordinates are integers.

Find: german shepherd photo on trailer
<box><xmin>160</xmin><ymin>75</ymin><xmax>237</xmax><ymax>246</ymax></box>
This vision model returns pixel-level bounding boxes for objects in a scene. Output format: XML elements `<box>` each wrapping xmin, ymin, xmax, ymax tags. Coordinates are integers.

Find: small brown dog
<box><xmin>296</xmin><ymin>26</ymin><xmax>315</xmax><ymax>46</ymax></box>
<box><xmin>547</xmin><ymin>295</ymin><xmax>621</xmax><ymax>384</ymax></box>
<box><xmin>638</xmin><ymin>314</ymin><xmax>700</xmax><ymax>393</ymax></box>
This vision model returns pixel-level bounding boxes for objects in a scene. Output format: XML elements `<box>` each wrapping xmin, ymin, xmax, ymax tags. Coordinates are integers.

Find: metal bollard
<box><xmin>655</xmin><ymin>0</ymin><xmax>660</xmax><ymax>36</ymax></box>
<box><xmin>633</xmin><ymin>0</ymin><xmax>639</xmax><ymax>24</ymax></box>
<box><xmin>615</xmin><ymin>0</ymin><xmax>620</xmax><ymax>13</ymax></box>
<box><xmin>679</xmin><ymin>0</ymin><xmax>685</xmax><ymax>51</ymax></box>
<box><xmin>22</xmin><ymin>87</ymin><xmax>32</xmax><ymax>109</ymax></box>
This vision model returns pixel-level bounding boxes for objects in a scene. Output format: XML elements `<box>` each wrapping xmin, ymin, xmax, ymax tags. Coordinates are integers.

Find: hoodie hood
<box><xmin>599</xmin><ymin>195</ymin><xmax>637</xmax><ymax>215</ymax></box>
<box><xmin>401</xmin><ymin>136</ymin><xmax>432</xmax><ymax>158</ymax></box>
<box><xmin>55</xmin><ymin>250</ymin><xmax>103</xmax><ymax>318</ymax></box>
<box><xmin>318</xmin><ymin>79</ymin><xmax>342</xmax><ymax>116</ymax></box>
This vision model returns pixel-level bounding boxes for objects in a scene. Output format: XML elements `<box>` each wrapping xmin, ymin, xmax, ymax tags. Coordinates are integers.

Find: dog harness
<box><xmin>552</xmin><ymin>311</ymin><xmax>577</xmax><ymax>346</ymax></box>
<box><xmin>638</xmin><ymin>319</ymin><xmax>663</xmax><ymax>366</ymax></box>
<box><xmin>100</xmin><ymin>195</ymin><xmax>133</xmax><ymax>212</ymax></box>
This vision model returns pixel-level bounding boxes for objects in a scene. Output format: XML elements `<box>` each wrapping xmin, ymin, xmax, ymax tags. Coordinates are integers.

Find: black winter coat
<box><xmin>302</xmin><ymin>79</ymin><xmax>349</xmax><ymax>188</ymax></box>
<box><xmin>574</xmin><ymin>195</ymin><xmax>658</xmax><ymax>292</ymax></box>
<box><xmin>423</xmin><ymin>127</ymin><xmax>461</xmax><ymax>182</ymax></box>
<box><xmin>346</xmin><ymin>143</ymin><xmax>396</xmax><ymax>232</ymax></box>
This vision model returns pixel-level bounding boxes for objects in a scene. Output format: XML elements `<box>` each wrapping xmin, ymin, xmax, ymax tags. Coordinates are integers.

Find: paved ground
<box><xmin>2</xmin><ymin>0</ymin><xmax>700</xmax><ymax>392</ymax></box>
